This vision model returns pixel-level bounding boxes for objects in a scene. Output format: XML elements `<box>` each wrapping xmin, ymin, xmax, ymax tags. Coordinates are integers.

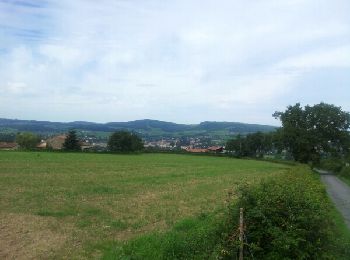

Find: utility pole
<box><xmin>239</xmin><ymin>208</ymin><xmax>244</xmax><ymax>260</ymax></box>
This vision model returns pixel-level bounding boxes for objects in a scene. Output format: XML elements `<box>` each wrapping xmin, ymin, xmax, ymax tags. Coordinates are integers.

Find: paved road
<box><xmin>320</xmin><ymin>174</ymin><xmax>350</xmax><ymax>229</ymax></box>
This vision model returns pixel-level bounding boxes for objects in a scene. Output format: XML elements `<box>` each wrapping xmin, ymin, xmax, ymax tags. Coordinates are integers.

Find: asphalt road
<box><xmin>320</xmin><ymin>174</ymin><xmax>350</xmax><ymax>229</ymax></box>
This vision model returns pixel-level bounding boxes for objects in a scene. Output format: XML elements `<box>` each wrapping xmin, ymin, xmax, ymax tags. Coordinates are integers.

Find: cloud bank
<box><xmin>1</xmin><ymin>0</ymin><xmax>350</xmax><ymax>124</ymax></box>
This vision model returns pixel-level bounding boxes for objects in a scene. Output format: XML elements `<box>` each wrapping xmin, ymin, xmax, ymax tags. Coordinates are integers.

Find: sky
<box><xmin>1</xmin><ymin>0</ymin><xmax>350</xmax><ymax>125</ymax></box>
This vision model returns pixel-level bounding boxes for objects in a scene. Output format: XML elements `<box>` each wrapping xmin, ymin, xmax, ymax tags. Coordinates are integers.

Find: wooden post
<box><xmin>239</xmin><ymin>208</ymin><xmax>244</xmax><ymax>260</ymax></box>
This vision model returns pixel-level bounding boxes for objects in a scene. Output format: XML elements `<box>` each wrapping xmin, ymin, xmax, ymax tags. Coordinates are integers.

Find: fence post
<box><xmin>239</xmin><ymin>208</ymin><xmax>244</xmax><ymax>260</ymax></box>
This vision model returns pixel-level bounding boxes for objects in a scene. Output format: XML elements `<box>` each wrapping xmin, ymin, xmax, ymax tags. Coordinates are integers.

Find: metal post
<box><xmin>239</xmin><ymin>208</ymin><xmax>244</xmax><ymax>260</ymax></box>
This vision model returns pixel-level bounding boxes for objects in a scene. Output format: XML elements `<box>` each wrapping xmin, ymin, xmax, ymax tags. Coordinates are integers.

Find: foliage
<box><xmin>0</xmin><ymin>132</ymin><xmax>16</xmax><ymax>142</ymax></box>
<box><xmin>273</xmin><ymin>102</ymin><xmax>350</xmax><ymax>163</ymax></box>
<box><xmin>16</xmin><ymin>132</ymin><xmax>40</xmax><ymax>149</ymax></box>
<box><xmin>319</xmin><ymin>158</ymin><xmax>344</xmax><ymax>173</ymax></box>
<box><xmin>63</xmin><ymin>130</ymin><xmax>81</xmax><ymax>151</ymax></box>
<box><xmin>339</xmin><ymin>165</ymin><xmax>350</xmax><ymax>183</ymax></box>
<box><xmin>226</xmin><ymin>132</ymin><xmax>282</xmax><ymax>158</ymax></box>
<box><xmin>107</xmin><ymin>130</ymin><xmax>143</xmax><ymax>152</ymax></box>
<box><xmin>220</xmin><ymin>166</ymin><xmax>350</xmax><ymax>259</ymax></box>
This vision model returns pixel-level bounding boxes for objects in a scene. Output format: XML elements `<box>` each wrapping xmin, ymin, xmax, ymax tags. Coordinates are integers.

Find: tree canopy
<box><xmin>107</xmin><ymin>131</ymin><xmax>143</xmax><ymax>153</ymax></box>
<box><xmin>226</xmin><ymin>132</ymin><xmax>280</xmax><ymax>158</ymax></box>
<box><xmin>273</xmin><ymin>102</ymin><xmax>350</xmax><ymax>163</ymax></box>
<box><xmin>63</xmin><ymin>130</ymin><xmax>81</xmax><ymax>151</ymax></box>
<box><xmin>16</xmin><ymin>132</ymin><xmax>40</xmax><ymax>150</ymax></box>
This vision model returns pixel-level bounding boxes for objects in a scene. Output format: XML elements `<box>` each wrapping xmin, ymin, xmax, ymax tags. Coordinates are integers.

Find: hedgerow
<box><xmin>219</xmin><ymin>166</ymin><xmax>350</xmax><ymax>259</ymax></box>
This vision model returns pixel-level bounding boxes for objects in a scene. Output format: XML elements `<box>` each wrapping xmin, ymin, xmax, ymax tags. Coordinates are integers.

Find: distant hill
<box><xmin>0</xmin><ymin>118</ymin><xmax>276</xmax><ymax>139</ymax></box>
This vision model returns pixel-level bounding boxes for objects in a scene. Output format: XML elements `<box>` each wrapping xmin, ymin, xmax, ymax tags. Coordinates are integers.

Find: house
<box><xmin>80</xmin><ymin>141</ymin><xmax>94</xmax><ymax>151</ymax></box>
<box><xmin>46</xmin><ymin>135</ymin><xmax>66</xmax><ymax>150</ymax></box>
<box><xmin>185</xmin><ymin>148</ymin><xmax>208</xmax><ymax>153</ymax></box>
<box><xmin>0</xmin><ymin>142</ymin><xmax>18</xmax><ymax>150</ymax></box>
<box><xmin>36</xmin><ymin>141</ymin><xmax>47</xmax><ymax>149</ymax></box>
<box><xmin>207</xmin><ymin>146</ymin><xmax>224</xmax><ymax>153</ymax></box>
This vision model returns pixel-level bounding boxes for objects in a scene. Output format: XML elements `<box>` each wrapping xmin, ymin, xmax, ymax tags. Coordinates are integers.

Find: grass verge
<box><xmin>98</xmin><ymin>166</ymin><xmax>350</xmax><ymax>259</ymax></box>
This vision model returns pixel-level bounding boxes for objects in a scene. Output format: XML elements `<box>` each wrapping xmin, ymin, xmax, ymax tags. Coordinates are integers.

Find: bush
<box><xmin>220</xmin><ymin>166</ymin><xmax>349</xmax><ymax>259</ymax></box>
<box><xmin>340</xmin><ymin>166</ymin><xmax>350</xmax><ymax>179</ymax></box>
<box><xmin>107</xmin><ymin>131</ymin><xmax>143</xmax><ymax>153</ymax></box>
<box><xmin>16</xmin><ymin>132</ymin><xmax>40</xmax><ymax>150</ymax></box>
<box><xmin>319</xmin><ymin>158</ymin><xmax>344</xmax><ymax>173</ymax></box>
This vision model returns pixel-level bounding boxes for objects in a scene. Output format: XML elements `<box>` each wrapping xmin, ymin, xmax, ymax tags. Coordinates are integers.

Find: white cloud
<box><xmin>0</xmin><ymin>0</ymin><xmax>350</xmax><ymax>123</ymax></box>
<box><xmin>278</xmin><ymin>45</ymin><xmax>350</xmax><ymax>69</ymax></box>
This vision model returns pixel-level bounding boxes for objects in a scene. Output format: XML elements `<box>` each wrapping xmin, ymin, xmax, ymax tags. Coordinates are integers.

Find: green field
<box><xmin>0</xmin><ymin>151</ymin><xmax>290</xmax><ymax>258</ymax></box>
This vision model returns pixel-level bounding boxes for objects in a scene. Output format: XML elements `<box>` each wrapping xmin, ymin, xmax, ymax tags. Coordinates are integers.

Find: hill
<box><xmin>0</xmin><ymin>118</ymin><xmax>276</xmax><ymax>139</ymax></box>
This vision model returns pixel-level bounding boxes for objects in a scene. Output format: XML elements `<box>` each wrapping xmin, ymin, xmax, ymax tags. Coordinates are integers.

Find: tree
<box><xmin>273</xmin><ymin>103</ymin><xmax>350</xmax><ymax>163</ymax></box>
<box><xmin>226</xmin><ymin>134</ymin><xmax>244</xmax><ymax>156</ymax></box>
<box><xmin>16</xmin><ymin>132</ymin><xmax>40</xmax><ymax>150</ymax></box>
<box><xmin>108</xmin><ymin>131</ymin><xmax>143</xmax><ymax>153</ymax></box>
<box><xmin>226</xmin><ymin>132</ymin><xmax>274</xmax><ymax>158</ymax></box>
<box><xmin>63</xmin><ymin>130</ymin><xmax>81</xmax><ymax>151</ymax></box>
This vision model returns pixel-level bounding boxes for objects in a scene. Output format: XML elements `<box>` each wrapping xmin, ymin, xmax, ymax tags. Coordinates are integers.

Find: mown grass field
<box><xmin>0</xmin><ymin>151</ymin><xmax>291</xmax><ymax>258</ymax></box>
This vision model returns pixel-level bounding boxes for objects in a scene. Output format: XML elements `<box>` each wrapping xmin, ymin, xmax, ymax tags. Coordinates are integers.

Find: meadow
<box><xmin>0</xmin><ymin>151</ymin><xmax>290</xmax><ymax>258</ymax></box>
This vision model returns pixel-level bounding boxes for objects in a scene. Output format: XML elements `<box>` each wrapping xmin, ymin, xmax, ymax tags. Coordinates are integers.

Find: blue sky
<box><xmin>1</xmin><ymin>0</ymin><xmax>350</xmax><ymax>125</ymax></box>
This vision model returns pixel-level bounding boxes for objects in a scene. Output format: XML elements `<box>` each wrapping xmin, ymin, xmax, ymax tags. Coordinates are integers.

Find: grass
<box><xmin>340</xmin><ymin>175</ymin><xmax>350</xmax><ymax>187</ymax></box>
<box><xmin>330</xmin><ymin>204</ymin><xmax>350</xmax><ymax>258</ymax></box>
<box><xmin>0</xmin><ymin>151</ymin><xmax>289</xmax><ymax>258</ymax></box>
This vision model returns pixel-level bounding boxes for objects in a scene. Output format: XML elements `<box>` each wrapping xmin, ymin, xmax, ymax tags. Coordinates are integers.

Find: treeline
<box><xmin>226</xmin><ymin>102</ymin><xmax>350</xmax><ymax>165</ymax></box>
<box><xmin>226</xmin><ymin>131</ymin><xmax>284</xmax><ymax>158</ymax></box>
<box><xmin>5</xmin><ymin>130</ymin><xmax>144</xmax><ymax>153</ymax></box>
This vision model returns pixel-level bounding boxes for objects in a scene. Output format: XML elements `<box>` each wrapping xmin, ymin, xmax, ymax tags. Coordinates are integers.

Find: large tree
<box><xmin>273</xmin><ymin>103</ymin><xmax>350</xmax><ymax>163</ymax></box>
<box><xmin>108</xmin><ymin>131</ymin><xmax>143</xmax><ymax>153</ymax></box>
<box><xmin>226</xmin><ymin>132</ymin><xmax>275</xmax><ymax>158</ymax></box>
<box><xmin>63</xmin><ymin>130</ymin><xmax>81</xmax><ymax>151</ymax></box>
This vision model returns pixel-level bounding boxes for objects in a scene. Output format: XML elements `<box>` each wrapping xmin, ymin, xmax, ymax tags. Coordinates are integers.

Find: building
<box><xmin>46</xmin><ymin>135</ymin><xmax>66</xmax><ymax>150</ymax></box>
<box><xmin>0</xmin><ymin>142</ymin><xmax>18</xmax><ymax>150</ymax></box>
<box><xmin>36</xmin><ymin>141</ymin><xmax>47</xmax><ymax>149</ymax></box>
<box><xmin>80</xmin><ymin>141</ymin><xmax>94</xmax><ymax>151</ymax></box>
<box><xmin>207</xmin><ymin>146</ymin><xmax>224</xmax><ymax>153</ymax></box>
<box><xmin>185</xmin><ymin>148</ymin><xmax>208</xmax><ymax>153</ymax></box>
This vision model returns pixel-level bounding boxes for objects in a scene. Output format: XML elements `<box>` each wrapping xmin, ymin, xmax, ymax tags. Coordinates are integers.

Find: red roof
<box><xmin>0</xmin><ymin>142</ymin><xmax>18</xmax><ymax>149</ymax></box>
<box><xmin>207</xmin><ymin>146</ymin><xmax>224</xmax><ymax>151</ymax></box>
<box><xmin>186</xmin><ymin>148</ymin><xmax>208</xmax><ymax>153</ymax></box>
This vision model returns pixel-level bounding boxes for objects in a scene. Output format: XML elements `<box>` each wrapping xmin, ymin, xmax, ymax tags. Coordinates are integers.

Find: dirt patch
<box><xmin>0</xmin><ymin>213</ymin><xmax>67</xmax><ymax>259</ymax></box>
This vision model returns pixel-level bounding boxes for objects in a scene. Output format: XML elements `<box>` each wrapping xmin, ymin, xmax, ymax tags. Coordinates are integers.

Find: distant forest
<box><xmin>0</xmin><ymin>118</ymin><xmax>276</xmax><ymax>141</ymax></box>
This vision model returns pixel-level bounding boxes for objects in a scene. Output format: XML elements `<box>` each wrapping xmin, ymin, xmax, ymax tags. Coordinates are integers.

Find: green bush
<box><xmin>220</xmin><ymin>166</ymin><xmax>349</xmax><ymax>259</ymax></box>
<box><xmin>107</xmin><ymin>131</ymin><xmax>143</xmax><ymax>153</ymax></box>
<box><xmin>340</xmin><ymin>166</ymin><xmax>350</xmax><ymax>179</ymax></box>
<box><xmin>319</xmin><ymin>158</ymin><xmax>344</xmax><ymax>173</ymax></box>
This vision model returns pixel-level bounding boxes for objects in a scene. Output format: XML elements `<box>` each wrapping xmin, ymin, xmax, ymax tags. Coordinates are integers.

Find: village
<box><xmin>0</xmin><ymin>134</ymin><xmax>225</xmax><ymax>153</ymax></box>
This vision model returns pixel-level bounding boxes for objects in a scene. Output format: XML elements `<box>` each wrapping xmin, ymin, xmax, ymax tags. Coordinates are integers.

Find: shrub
<box><xmin>319</xmin><ymin>158</ymin><xmax>344</xmax><ymax>173</ymax></box>
<box><xmin>107</xmin><ymin>131</ymin><xmax>143</xmax><ymax>153</ymax></box>
<box><xmin>339</xmin><ymin>166</ymin><xmax>350</xmax><ymax>179</ymax></box>
<box><xmin>220</xmin><ymin>166</ymin><xmax>347</xmax><ymax>259</ymax></box>
<box><xmin>16</xmin><ymin>132</ymin><xmax>40</xmax><ymax>150</ymax></box>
